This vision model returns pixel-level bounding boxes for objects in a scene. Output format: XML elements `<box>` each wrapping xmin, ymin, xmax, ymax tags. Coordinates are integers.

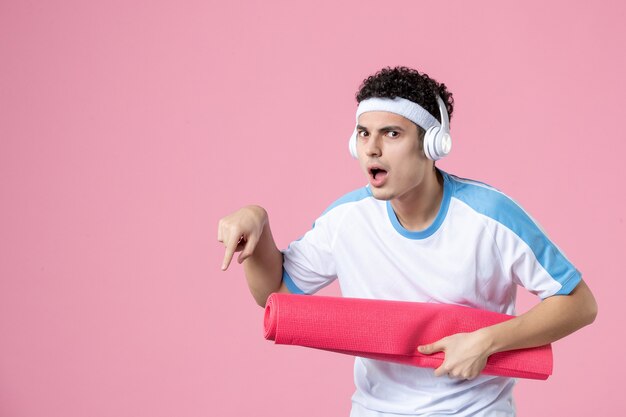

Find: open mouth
<box><xmin>369</xmin><ymin>167</ymin><xmax>388</xmax><ymax>180</ymax></box>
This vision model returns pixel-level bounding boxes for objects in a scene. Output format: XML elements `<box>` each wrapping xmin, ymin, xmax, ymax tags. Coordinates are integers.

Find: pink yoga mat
<box><xmin>264</xmin><ymin>293</ymin><xmax>552</xmax><ymax>380</ymax></box>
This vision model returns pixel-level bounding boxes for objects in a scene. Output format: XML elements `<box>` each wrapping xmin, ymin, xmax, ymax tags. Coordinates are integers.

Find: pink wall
<box><xmin>1</xmin><ymin>1</ymin><xmax>623</xmax><ymax>416</ymax></box>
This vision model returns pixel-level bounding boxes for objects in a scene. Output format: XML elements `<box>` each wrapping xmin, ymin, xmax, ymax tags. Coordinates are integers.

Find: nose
<box><xmin>364</xmin><ymin>134</ymin><xmax>382</xmax><ymax>157</ymax></box>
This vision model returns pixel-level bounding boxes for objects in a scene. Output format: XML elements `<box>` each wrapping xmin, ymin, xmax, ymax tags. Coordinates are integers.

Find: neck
<box><xmin>390</xmin><ymin>168</ymin><xmax>444</xmax><ymax>232</ymax></box>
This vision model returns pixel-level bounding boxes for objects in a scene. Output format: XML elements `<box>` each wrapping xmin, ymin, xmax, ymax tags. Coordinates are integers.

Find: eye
<box><xmin>386</xmin><ymin>131</ymin><xmax>399</xmax><ymax>138</ymax></box>
<box><xmin>357</xmin><ymin>130</ymin><xmax>369</xmax><ymax>138</ymax></box>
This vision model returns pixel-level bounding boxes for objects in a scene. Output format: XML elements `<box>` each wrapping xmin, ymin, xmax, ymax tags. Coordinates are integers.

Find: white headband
<box><xmin>355</xmin><ymin>96</ymin><xmax>441</xmax><ymax>131</ymax></box>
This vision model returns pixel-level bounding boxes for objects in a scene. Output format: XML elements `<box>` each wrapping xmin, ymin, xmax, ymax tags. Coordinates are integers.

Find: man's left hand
<box><xmin>417</xmin><ymin>330</ymin><xmax>493</xmax><ymax>380</ymax></box>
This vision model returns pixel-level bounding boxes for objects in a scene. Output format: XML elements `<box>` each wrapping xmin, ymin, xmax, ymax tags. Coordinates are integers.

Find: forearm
<box><xmin>243</xmin><ymin>220</ymin><xmax>284</xmax><ymax>307</ymax></box>
<box><xmin>480</xmin><ymin>280</ymin><xmax>597</xmax><ymax>355</ymax></box>
<box><xmin>418</xmin><ymin>280</ymin><xmax>597</xmax><ymax>380</ymax></box>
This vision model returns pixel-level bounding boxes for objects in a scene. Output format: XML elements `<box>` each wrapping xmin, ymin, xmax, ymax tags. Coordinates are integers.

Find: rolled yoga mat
<box><xmin>264</xmin><ymin>293</ymin><xmax>552</xmax><ymax>380</ymax></box>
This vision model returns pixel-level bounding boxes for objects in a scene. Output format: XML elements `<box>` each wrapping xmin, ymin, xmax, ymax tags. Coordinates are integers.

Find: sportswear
<box><xmin>281</xmin><ymin>169</ymin><xmax>581</xmax><ymax>416</ymax></box>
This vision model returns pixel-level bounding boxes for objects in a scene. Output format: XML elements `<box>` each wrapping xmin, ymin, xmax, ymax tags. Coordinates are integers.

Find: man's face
<box><xmin>356</xmin><ymin>111</ymin><xmax>433</xmax><ymax>201</ymax></box>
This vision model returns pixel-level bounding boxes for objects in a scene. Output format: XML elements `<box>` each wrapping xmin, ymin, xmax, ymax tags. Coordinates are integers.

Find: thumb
<box><xmin>418</xmin><ymin>340</ymin><xmax>445</xmax><ymax>355</ymax></box>
<box><xmin>237</xmin><ymin>232</ymin><xmax>260</xmax><ymax>264</ymax></box>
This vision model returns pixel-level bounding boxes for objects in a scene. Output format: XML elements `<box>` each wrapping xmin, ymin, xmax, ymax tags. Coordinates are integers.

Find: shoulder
<box><xmin>444</xmin><ymin>172</ymin><xmax>549</xmax><ymax>246</ymax></box>
<box><xmin>319</xmin><ymin>185</ymin><xmax>375</xmax><ymax>218</ymax></box>
<box><xmin>307</xmin><ymin>185</ymin><xmax>378</xmax><ymax>232</ymax></box>
<box><xmin>448</xmin><ymin>174</ymin><xmax>527</xmax><ymax>220</ymax></box>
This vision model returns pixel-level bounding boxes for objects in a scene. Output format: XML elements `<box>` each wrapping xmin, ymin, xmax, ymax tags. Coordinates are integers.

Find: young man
<box><xmin>217</xmin><ymin>66</ymin><xmax>597</xmax><ymax>416</ymax></box>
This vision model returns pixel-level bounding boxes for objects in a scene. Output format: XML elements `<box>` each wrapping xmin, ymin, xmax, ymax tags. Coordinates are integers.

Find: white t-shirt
<box><xmin>282</xmin><ymin>169</ymin><xmax>581</xmax><ymax>417</ymax></box>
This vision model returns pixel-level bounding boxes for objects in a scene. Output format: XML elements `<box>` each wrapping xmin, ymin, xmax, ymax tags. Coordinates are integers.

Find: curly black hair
<box><xmin>355</xmin><ymin>66</ymin><xmax>454</xmax><ymax>127</ymax></box>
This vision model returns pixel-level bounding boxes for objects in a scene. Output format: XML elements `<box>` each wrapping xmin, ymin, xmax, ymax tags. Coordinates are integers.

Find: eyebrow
<box><xmin>356</xmin><ymin>124</ymin><xmax>406</xmax><ymax>132</ymax></box>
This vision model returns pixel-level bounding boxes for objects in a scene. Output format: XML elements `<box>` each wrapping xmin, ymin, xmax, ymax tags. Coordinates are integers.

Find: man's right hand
<box><xmin>217</xmin><ymin>205</ymin><xmax>268</xmax><ymax>271</ymax></box>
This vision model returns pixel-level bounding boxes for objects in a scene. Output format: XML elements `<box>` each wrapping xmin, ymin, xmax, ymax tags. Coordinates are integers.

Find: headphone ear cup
<box><xmin>437</xmin><ymin>133</ymin><xmax>452</xmax><ymax>157</ymax></box>
<box><xmin>423</xmin><ymin>126</ymin><xmax>439</xmax><ymax>160</ymax></box>
<box><xmin>430</xmin><ymin>95</ymin><xmax>452</xmax><ymax>160</ymax></box>
<box><xmin>348</xmin><ymin>129</ymin><xmax>358</xmax><ymax>159</ymax></box>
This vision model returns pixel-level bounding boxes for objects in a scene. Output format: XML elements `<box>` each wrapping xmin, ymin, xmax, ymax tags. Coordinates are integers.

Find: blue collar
<box><xmin>386</xmin><ymin>170</ymin><xmax>452</xmax><ymax>240</ymax></box>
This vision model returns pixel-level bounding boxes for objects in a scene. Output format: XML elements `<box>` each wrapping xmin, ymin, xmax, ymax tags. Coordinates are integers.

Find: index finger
<box><xmin>420</xmin><ymin>339</ymin><xmax>445</xmax><ymax>354</ymax></box>
<box><xmin>221</xmin><ymin>235</ymin><xmax>242</xmax><ymax>271</ymax></box>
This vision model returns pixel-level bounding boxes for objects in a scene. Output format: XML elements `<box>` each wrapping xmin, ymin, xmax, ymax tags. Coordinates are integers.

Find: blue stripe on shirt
<box><xmin>282</xmin><ymin>269</ymin><xmax>306</xmax><ymax>294</ymax></box>
<box><xmin>447</xmin><ymin>173</ymin><xmax>581</xmax><ymax>296</ymax></box>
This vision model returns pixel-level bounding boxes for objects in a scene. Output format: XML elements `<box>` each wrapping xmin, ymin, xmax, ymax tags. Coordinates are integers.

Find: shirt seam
<box><xmin>329</xmin><ymin>197</ymin><xmax>372</xmax><ymax>251</ymax></box>
<box><xmin>452</xmin><ymin>197</ymin><xmax>507</xmax><ymax>310</ymax></box>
